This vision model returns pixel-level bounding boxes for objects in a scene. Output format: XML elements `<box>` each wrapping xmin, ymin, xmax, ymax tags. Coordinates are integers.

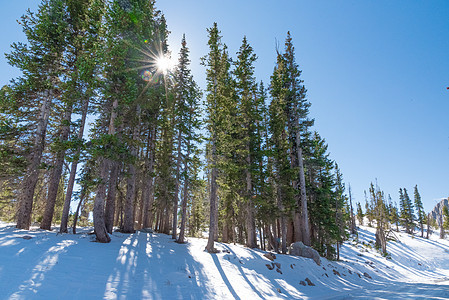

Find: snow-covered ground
<box><xmin>1</xmin><ymin>223</ymin><xmax>449</xmax><ymax>299</ymax></box>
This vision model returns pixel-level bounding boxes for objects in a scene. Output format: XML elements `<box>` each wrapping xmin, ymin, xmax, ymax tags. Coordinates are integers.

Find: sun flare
<box><xmin>156</xmin><ymin>55</ymin><xmax>175</xmax><ymax>74</ymax></box>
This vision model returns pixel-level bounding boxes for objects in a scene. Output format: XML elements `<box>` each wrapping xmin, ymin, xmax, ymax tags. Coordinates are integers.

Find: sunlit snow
<box><xmin>0</xmin><ymin>222</ymin><xmax>448</xmax><ymax>299</ymax></box>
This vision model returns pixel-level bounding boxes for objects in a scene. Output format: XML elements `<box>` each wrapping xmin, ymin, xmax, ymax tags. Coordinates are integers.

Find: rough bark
<box><xmin>93</xmin><ymin>98</ymin><xmax>118</xmax><ymax>242</ymax></box>
<box><xmin>16</xmin><ymin>91</ymin><xmax>52</xmax><ymax>230</ymax></box>
<box><xmin>172</xmin><ymin>126</ymin><xmax>183</xmax><ymax>239</ymax></box>
<box><xmin>295</xmin><ymin>128</ymin><xmax>311</xmax><ymax>246</ymax></box>
<box><xmin>177</xmin><ymin>134</ymin><xmax>191</xmax><ymax>244</ymax></box>
<box><xmin>246</xmin><ymin>151</ymin><xmax>257</xmax><ymax>248</ymax></box>
<box><xmin>60</xmin><ymin>96</ymin><xmax>89</xmax><ymax>233</ymax></box>
<box><xmin>104</xmin><ymin>161</ymin><xmax>119</xmax><ymax>233</ymax></box>
<box><xmin>93</xmin><ymin>158</ymin><xmax>111</xmax><ymax>243</ymax></box>
<box><xmin>205</xmin><ymin>142</ymin><xmax>218</xmax><ymax>252</ymax></box>
<box><xmin>41</xmin><ymin>106</ymin><xmax>72</xmax><ymax>230</ymax></box>
<box><xmin>143</xmin><ymin>124</ymin><xmax>156</xmax><ymax>229</ymax></box>
<box><xmin>293</xmin><ymin>212</ymin><xmax>302</xmax><ymax>242</ymax></box>
<box><xmin>122</xmin><ymin>135</ymin><xmax>138</xmax><ymax>233</ymax></box>
<box><xmin>375</xmin><ymin>226</ymin><xmax>387</xmax><ymax>255</ymax></box>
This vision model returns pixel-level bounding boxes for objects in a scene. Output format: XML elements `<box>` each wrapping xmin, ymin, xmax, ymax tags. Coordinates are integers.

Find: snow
<box><xmin>1</xmin><ymin>223</ymin><xmax>449</xmax><ymax>299</ymax></box>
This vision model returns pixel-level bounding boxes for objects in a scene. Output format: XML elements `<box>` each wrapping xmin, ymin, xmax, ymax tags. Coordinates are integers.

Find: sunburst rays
<box><xmin>121</xmin><ymin>37</ymin><xmax>176</xmax><ymax>99</ymax></box>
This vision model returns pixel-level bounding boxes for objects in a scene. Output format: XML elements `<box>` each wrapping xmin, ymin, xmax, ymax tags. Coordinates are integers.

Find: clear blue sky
<box><xmin>1</xmin><ymin>1</ymin><xmax>448</xmax><ymax>213</ymax></box>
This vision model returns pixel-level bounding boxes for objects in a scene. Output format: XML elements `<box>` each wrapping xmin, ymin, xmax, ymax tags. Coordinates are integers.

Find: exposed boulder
<box><xmin>305</xmin><ymin>278</ymin><xmax>315</xmax><ymax>286</ymax></box>
<box><xmin>289</xmin><ymin>242</ymin><xmax>321</xmax><ymax>265</ymax></box>
<box><xmin>263</xmin><ymin>252</ymin><xmax>276</xmax><ymax>261</ymax></box>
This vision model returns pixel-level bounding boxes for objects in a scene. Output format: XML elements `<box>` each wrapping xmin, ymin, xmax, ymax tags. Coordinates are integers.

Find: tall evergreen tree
<box><xmin>202</xmin><ymin>23</ymin><xmax>228</xmax><ymax>252</ymax></box>
<box><xmin>413</xmin><ymin>185</ymin><xmax>425</xmax><ymax>237</ymax></box>
<box><xmin>356</xmin><ymin>202</ymin><xmax>364</xmax><ymax>226</ymax></box>
<box><xmin>269</xmin><ymin>32</ymin><xmax>313</xmax><ymax>249</ymax></box>
<box><xmin>172</xmin><ymin>35</ymin><xmax>202</xmax><ymax>243</ymax></box>
<box><xmin>6</xmin><ymin>0</ymin><xmax>69</xmax><ymax>229</ymax></box>
<box><xmin>399</xmin><ymin>188</ymin><xmax>414</xmax><ymax>234</ymax></box>
<box><xmin>233</xmin><ymin>36</ymin><xmax>260</xmax><ymax>248</ymax></box>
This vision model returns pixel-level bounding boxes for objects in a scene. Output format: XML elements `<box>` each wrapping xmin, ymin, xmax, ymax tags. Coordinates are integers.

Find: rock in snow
<box><xmin>305</xmin><ymin>277</ymin><xmax>315</xmax><ymax>286</ymax></box>
<box><xmin>263</xmin><ymin>252</ymin><xmax>276</xmax><ymax>261</ymax></box>
<box><xmin>289</xmin><ymin>241</ymin><xmax>321</xmax><ymax>265</ymax></box>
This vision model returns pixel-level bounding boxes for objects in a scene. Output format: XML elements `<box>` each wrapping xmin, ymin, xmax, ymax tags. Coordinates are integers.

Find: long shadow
<box><xmin>220</xmin><ymin>243</ymin><xmax>301</xmax><ymax>299</ymax></box>
<box><xmin>210</xmin><ymin>253</ymin><xmax>241</xmax><ymax>300</ymax></box>
<box><xmin>2</xmin><ymin>233</ymin><xmax>79</xmax><ymax>299</ymax></box>
<box><xmin>221</xmin><ymin>244</ymin><xmax>273</xmax><ymax>299</ymax></box>
<box><xmin>418</xmin><ymin>236</ymin><xmax>449</xmax><ymax>253</ymax></box>
<box><xmin>103</xmin><ymin>232</ymin><xmax>219</xmax><ymax>299</ymax></box>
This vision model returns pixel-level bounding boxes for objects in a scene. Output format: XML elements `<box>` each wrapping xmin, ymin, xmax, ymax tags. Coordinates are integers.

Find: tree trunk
<box><xmin>177</xmin><ymin>177</ymin><xmax>189</xmax><ymax>243</ymax></box>
<box><xmin>143</xmin><ymin>124</ymin><xmax>156</xmax><ymax>228</ymax></box>
<box><xmin>60</xmin><ymin>96</ymin><xmax>89</xmax><ymax>233</ymax></box>
<box><xmin>349</xmin><ymin>185</ymin><xmax>357</xmax><ymax>234</ymax></box>
<box><xmin>93</xmin><ymin>158</ymin><xmax>111</xmax><ymax>243</ymax></box>
<box><xmin>272</xmin><ymin>221</ymin><xmax>279</xmax><ymax>253</ymax></box>
<box><xmin>259</xmin><ymin>224</ymin><xmax>265</xmax><ymax>251</ymax></box>
<box><xmin>16</xmin><ymin>90</ymin><xmax>52</xmax><ymax>230</ymax></box>
<box><xmin>205</xmin><ymin>142</ymin><xmax>218</xmax><ymax>252</ymax></box>
<box><xmin>295</xmin><ymin>128</ymin><xmax>311</xmax><ymax>246</ymax></box>
<box><xmin>177</xmin><ymin>133</ymin><xmax>191</xmax><ymax>243</ymax></box>
<box><xmin>172</xmin><ymin>126</ymin><xmax>183</xmax><ymax>240</ymax></box>
<box><xmin>281</xmin><ymin>215</ymin><xmax>287</xmax><ymax>254</ymax></box>
<box><xmin>105</xmin><ymin>161</ymin><xmax>119</xmax><ymax>233</ymax></box>
<box><xmin>420</xmin><ymin>219</ymin><xmax>424</xmax><ymax>238</ymax></box>
<box><xmin>93</xmin><ymin>98</ymin><xmax>118</xmax><ymax>243</ymax></box>
<box><xmin>375</xmin><ymin>226</ymin><xmax>387</xmax><ymax>255</ymax></box>
<box><xmin>246</xmin><ymin>151</ymin><xmax>256</xmax><ymax>248</ymax></box>
<box><xmin>426</xmin><ymin>213</ymin><xmax>431</xmax><ymax>239</ymax></box>
<box><xmin>122</xmin><ymin>154</ymin><xmax>137</xmax><ymax>233</ymax></box>
<box><xmin>41</xmin><ymin>106</ymin><xmax>72</xmax><ymax>230</ymax></box>
<box><xmin>293</xmin><ymin>212</ymin><xmax>302</xmax><ymax>242</ymax></box>
<box><xmin>72</xmin><ymin>187</ymin><xmax>86</xmax><ymax>234</ymax></box>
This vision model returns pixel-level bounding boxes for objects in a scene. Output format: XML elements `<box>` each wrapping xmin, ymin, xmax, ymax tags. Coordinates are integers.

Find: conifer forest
<box><xmin>0</xmin><ymin>0</ymin><xmax>446</xmax><ymax>262</ymax></box>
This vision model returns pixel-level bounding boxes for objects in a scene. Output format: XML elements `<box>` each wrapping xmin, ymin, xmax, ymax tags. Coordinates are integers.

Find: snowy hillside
<box><xmin>1</xmin><ymin>223</ymin><xmax>449</xmax><ymax>299</ymax></box>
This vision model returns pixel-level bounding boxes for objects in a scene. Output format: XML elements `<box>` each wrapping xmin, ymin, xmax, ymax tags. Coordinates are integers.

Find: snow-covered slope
<box><xmin>1</xmin><ymin>223</ymin><xmax>448</xmax><ymax>299</ymax></box>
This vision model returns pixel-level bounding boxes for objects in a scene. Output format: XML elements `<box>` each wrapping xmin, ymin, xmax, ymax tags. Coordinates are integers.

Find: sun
<box><xmin>156</xmin><ymin>55</ymin><xmax>175</xmax><ymax>75</ymax></box>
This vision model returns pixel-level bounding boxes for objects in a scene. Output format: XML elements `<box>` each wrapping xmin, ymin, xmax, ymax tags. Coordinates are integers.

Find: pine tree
<box><xmin>389</xmin><ymin>199</ymin><xmax>400</xmax><ymax>232</ymax></box>
<box><xmin>370</xmin><ymin>183</ymin><xmax>388</xmax><ymax>255</ymax></box>
<box><xmin>365</xmin><ymin>191</ymin><xmax>374</xmax><ymax>227</ymax></box>
<box><xmin>233</xmin><ymin>36</ymin><xmax>260</xmax><ymax>248</ymax></box>
<box><xmin>6</xmin><ymin>0</ymin><xmax>69</xmax><ymax>229</ymax></box>
<box><xmin>334</xmin><ymin>165</ymin><xmax>348</xmax><ymax>260</ymax></box>
<box><xmin>348</xmin><ymin>184</ymin><xmax>357</xmax><ymax>234</ymax></box>
<box><xmin>305</xmin><ymin>132</ymin><xmax>339</xmax><ymax>258</ymax></box>
<box><xmin>202</xmin><ymin>23</ymin><xmax>228</xmax><ymax>252</ymax></box>
<box><xmin>172</xmin><ymin>35</ymin><xmax>202</xmax><ymax>243</ymax></box>
<box><xmin>414</xmin><ymin>185</ymin><xmax>425</xmax><ymax>237</ymax></box>
<box><xmin>356</xmin><ymin>202</ymin><xmax>364</xmax><ymax>226</ymax></box>
<box><xmin>399</xmin><ymin>188</ymin><xmax>414</xmax><ymax>234</ymax></box>
<box><xmin>269</xmin><ymin>32</ymin><xmax>314</xmax><ymax>250</ymax></box>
